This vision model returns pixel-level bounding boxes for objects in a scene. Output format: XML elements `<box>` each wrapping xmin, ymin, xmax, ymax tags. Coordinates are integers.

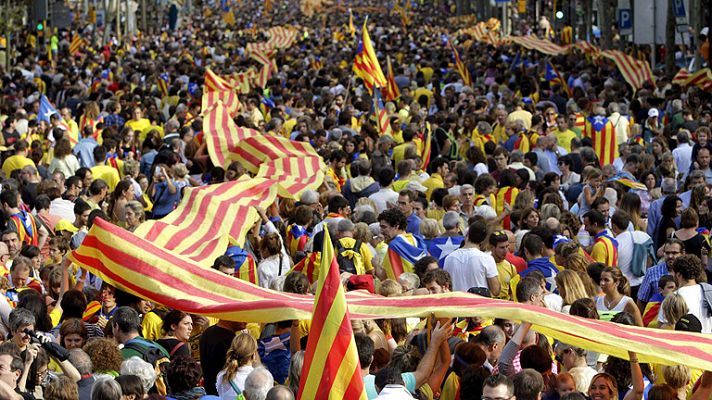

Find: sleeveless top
<box><xmin>596</xmin><ymin>295</ymin><xmax>633</xmax><ymax>322</ymax></box>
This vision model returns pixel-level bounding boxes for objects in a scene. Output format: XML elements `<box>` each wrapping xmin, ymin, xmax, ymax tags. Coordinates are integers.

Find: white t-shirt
<box><xmin>677</xmin><ymin>285</ymin><xmax>712</xmax><ymax>333</ymax></box>
<box><xmin>369</xmin><ymin>188</ymin><xmax>399</xmax><ymax>214</ymax></box>
<box><xmin>615</xmin><ymin>230</ymin><xmax>652</xmax><ymax>287</ymax></box>
<box><xmin>443</xmin><ymin>247</ymin><xmax>498</xmax><ymax>292</ymax></box>
<box><xmin>216</xmin><ymin>365</ymin><xmax>254</xmax><ymax>399</ymax></box>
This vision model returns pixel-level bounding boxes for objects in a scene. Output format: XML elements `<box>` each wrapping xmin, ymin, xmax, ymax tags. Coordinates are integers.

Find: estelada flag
<box><xmin>584</xmin><ymin>116</ymin><xmax>618</xmax><ymax>167</ymax></box>
<box><xmin>297</xmin><ymin>225</ymin><xmax>367</xmax><ymax>400</ymax></box>
<box><xmin>382</xmin><ymin>233</ymin><xmax>427</xmax><ymax>280</ymax></box>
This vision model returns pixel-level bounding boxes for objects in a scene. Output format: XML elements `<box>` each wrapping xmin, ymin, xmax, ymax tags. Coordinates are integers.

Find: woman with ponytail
<box><xmin>216</xmin><ymin>333</ymin><xmax>259</xmax><ymax>399</ymax></box>
<box><xmin>595</xmin><ymin>267</ymin><xmax>643</xmax><ymax>326</ymax></box>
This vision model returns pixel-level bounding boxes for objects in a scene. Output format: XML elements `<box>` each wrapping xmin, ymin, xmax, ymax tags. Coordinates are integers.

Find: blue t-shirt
<box><xmin>364</xmin><ymin>372</ymin><xmax>416</xmax><ymax>399</ymax></box>
<box><xmin>152</xmin><ymin>180</ymin><xmax>181</xmax><ymax>218</ymax></box>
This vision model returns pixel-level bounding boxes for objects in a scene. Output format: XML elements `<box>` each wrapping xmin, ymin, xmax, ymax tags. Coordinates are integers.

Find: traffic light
<box><xmin>556</xmin><ymin>11</ymin><xmax>564</xmax><ymax>20</ymax></box>
<box><xmin>37</xmin><ymin>22</ymin><xmax>44</xmax><ymax>31</ymax></box>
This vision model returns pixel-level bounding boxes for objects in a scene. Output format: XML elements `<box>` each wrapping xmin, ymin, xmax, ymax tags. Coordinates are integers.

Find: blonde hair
<box><xmin>419</xmin><ymin>218</ymin><xmax>442</xmax><ymax>240</ymax></box>
<box><xmin>662</xmin><ymin>365</ymin><xmax>690</xmax><ymax>390</ymax></box>
<box><xmin>563</xmin><ymin>253</ymin><xmax>588</xmax><ymax>273</ymax></box>
<box><xmin>662</xmin><ymin>293</ymin><xmax>689</xmax><ymax>326</ymax></box>
<box><xmin>379</xmin><ymin>279</ymin><xmax>402</xmax><ymax>297</ymax></box>
<box><xmin>223</xmin><ymin>333</ymin><xmax>258</xmax><ymax>382</ymax></box>
<box><xmin>84</xmin><ymin>101</ymin><xmax>100</xmax><ymax>120</ymax></box>
<box><xmin>555</xmin><ymin>270</ymin><xmax>589</xmax><ymax>306</ymax></box>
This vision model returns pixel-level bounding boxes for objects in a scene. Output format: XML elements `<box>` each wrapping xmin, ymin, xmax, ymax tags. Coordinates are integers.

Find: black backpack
<box><xmin>335</xmin><ymin>239</ymin><xmax>362</xmax><ymax>274</ymax></box>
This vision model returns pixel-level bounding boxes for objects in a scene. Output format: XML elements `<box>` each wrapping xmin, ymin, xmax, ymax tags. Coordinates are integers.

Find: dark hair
<box><xmin>474</xmin><ymin>174</ymin><xmax>497</xmax><ymax>194</ymax></box>
<box><xmin>0</xmin><ymin>189</ymin><xmax>19</xmax><ymax>208</ymax></box>
<box><xmin>374</xmin><ymin>367</ymin><xmax>404</xmax><ymax>393</ymax></box>
<box><xmin>520</xmin><ymin>345</ymin><xmax>552</xmax><ymax>373</ymax></box>
<box><xmin>17</xmin><ymin>290</ymin><xmax>53</xmax><ymax>332</ymax></box>
<box><xmin>377</xmin><ymin>167</ymin><xmax>396</xmax><ymax>187</ymax></box>
<box><xmin>661</xmin><ymin>195</ymin><xmax>682</xmax><ymax>219</ymax></box>
<box><xmin>512</xmin><ymin>369</ymin><xmax>544</xmax><ymax>400</ymax></box>
<box><xmin>522</xmin><ymin>234</ymin><xmax>545</xmax><ymax>258</ymax></box>
<box><xmin>569</xmin><ymin>298</ymin><xmax>599</xmax><ymax>319</ymax></box>
<box><xmin>60</xmin><ymin>290</ymin><xmax>88</xmax><ymax>320</ymax></box>
<box><xmin>115</xmin><ymin>375</ymin><xmax>145</xmax><ymax>400</ymax></box>
<box><xmin>166</xmin><ymin>356</ymin><xmax>202</xmax><ymax>394</ymax></box>
<box><xmin>516</xmin><ymin>277</ymin><xmax>542</xmax><ymax>304</ymax></box>
<box><xmin>422</xmin><ymin>269</ymin><xmax>452</xmax><ymax>290</ymax></box>
<box><xmin>378</xmin><ymin>209</ymin><xmax>408</xmax><ymax>231</ymax></box>
<box><xmin>460</xmin><ymin>366</ymin><xmax>492</xmax><ymax>400</ymax></box>
<box><xmin>283</xmin><ymin>272</ymin><xmax>310</xmax><ymax>295</ymax></box>
<box><xmin>611</xmin><ymin>211</ymin><xmax>631</xmax><ymax>231</ymax></box>
<box><xmin>354</xmin><ymin>333</ymin><xmax>374</xmax><ymax>368</ymax></box>
<box><xmin>413</xmin><ymin>256</ymin><xmax>438</xmax><ymax>281</ymax></box>
<box><xmin>467</xmin><ymin>221</ymin><xmax>488</xmax><ymax>245</ymax></box>
<box><xmin>483</xmin><ymin>374</ymin><xmax>514</xmax><ymax>395</ymax></box>
<box><xmin>584</xmin><ymin>210</ymin><xmax>607</xmax><ymax>227</ymax></box>
<box><xmin>59</xmin><ymin>318</ymin><xmax>88</xmax><ymax>348</ymax></box>
<box><xmin>453</xmin><ymin>342</ymin><xmax>487</xmax><ymax>376</ymax></box>
<box><xmin>212</xmin><ymin>255</ymin><xmax>235</xmax><ymax>271</ymax></box>
<box><xmin>162</xmin><ymin>309</ymin><xmax>189</xmax><ymax>335</ymax></box>
<box><xmin>647</xmin><ymin>384</ymin><xmax>677</xmax><ymax>400</ymax></box>
<box><xmin>672</xmin><ymin>254</ymin><xmax>705</xmax><ymax>282</ymax></box>
<box><xmin>112</xmin><ymin>306</ymin><xmax>141</xmax><ymax>334</ymax></box>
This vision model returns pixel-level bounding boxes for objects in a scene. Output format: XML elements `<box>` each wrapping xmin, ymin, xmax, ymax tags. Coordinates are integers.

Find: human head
<box><xmin>111</xmin><ymin>306</ymin><xmax>142</xmax><ymax>343</ymax></box>
<box><xmin>161</xmin><ymin>309</ymin><xmax>193</xmax><ymax>342</ymax></box>
<box><xmin>663</xmin><ymin>239</ymin><xmax>685</xmax><ymax>266</ymax></box>
<box><xmin>0</xmin><ymin>343</ymin><xmax>23</xmax><ymax>389</ymax></box>
<box><xmin>91</xmin><ymin>376</ymin><xmax>123</xmax><ymax>400</ymax></box>
<box><xmin>120</xmin><ymin>356</ymin><xmax>157</xmax><ymax>393</ymax></box>
<box><xmin>244</xmin><ymin>367</ymin><xmax>275</xmax><ymax>400</ymax></box>
<box><xmin>265</xmin><ymin>386</ymin><xmax>295</xmax><ymax>400</ymax></box>
<box><xmin>512</xmin><ymin>369</ymin><xmax>544</xmax><ymax>400</ymax></box>
<box><xmin>422</xmin><ymin>269</ymin><xmax>451</xmax><ymax>294</ymax></box>
<box><xmin>583</xmin><ymin>210</ymin><xmax>607</xmax><ymax>236</ymax></box>
<box><xmin>516</xmin><ymin>277</ymin><xmax>545</xmax><ymax>306</ymax></box>
<box><xmin>60</xmin><ymin>318</ymin><xmax>88</xmax><ymax>350</ymax></box>
<box><xmin>8</xmin><ymin>308</ymin><xmax>34</xmax><ymax>348</ymax></box>
<box><xmin>378</xmin><ymin>209</ymin><xmax>407</xmax><ymax>242</ymax></box>
<box><xmin>600</xmin><ymin>267</ymin><xmax>630</xmax><ymax>296</ymax></box>
<box><xmin>672</xmin><ymin>254</ymin><xmax>705</xmax><ymax>284</ymax></box>
<box><xmin>588</xmin><ymin>373</ymin><xmax>618</xmax><ymax>400</ymax></box>
<box><xmin>474</xmin><ymin>326</ymin><xmax>506</xmax><ymax>365</ymax></box>
<box><xmin>482</xmin><ymin>374</ymin><xmax>515</xmax><ymax>400</ymax></box>
<box><xmin>115</xmin><ymin>374</ymin><xmax>145</xmax><ymax>400</ymax></box>
<box><xmin>355</xmin><ymin>333</ymin><xmax>374</xmax><ymax>370</ymax></box>
<box><xmin>166</xmin><ymin>356</ymin><xmax>202</xmax><ymax>394</ymax></box>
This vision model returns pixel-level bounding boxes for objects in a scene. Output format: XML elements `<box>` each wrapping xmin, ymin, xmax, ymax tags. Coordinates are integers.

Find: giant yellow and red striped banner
<box><xmin>202</xmin><ymin>101</ymin><xmax>260</xmax><ymax>168</ymax></box>
<box><xmin>599</xmin><ymin>50</ymin><xmax>654</xmax><ymax>92</ymax></box>
<box><xmin>71</xmin><ymin>217</ymin><xmax>712</xmax><ymax>372</ymax></box>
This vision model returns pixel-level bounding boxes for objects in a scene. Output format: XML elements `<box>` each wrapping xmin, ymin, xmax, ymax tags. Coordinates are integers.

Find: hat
<box><xmin>405</xmin><ymin>180</ymin><xmax>427</xmax><ymax>193</ymax></box>
<box><xmin>648</xmin><ymin>108</ymin><xmax>659</xmax><ymax>118</ymax></box>
<box><xmin>54</xmin><ymin>220</ymin><xmax>78</xmax><ymax>233</ymax></box>
<box><xmin>701</xmin><ymin>27</ymin><xmax>709</xmax><ymax>36</ymax></box>
<box><xmin>347</xmin><ymin>274</ymin><xmax>375</xmax><ymax>294</ymax></box>
<box><xmin>675</xmin><ymin>314</ymin><xmax>702</xmax><ymax>333</ymax></box>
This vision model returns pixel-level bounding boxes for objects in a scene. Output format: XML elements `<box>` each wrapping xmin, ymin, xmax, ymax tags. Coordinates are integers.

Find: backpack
<box><xmin>629</xmin><ymin>234</ymin><xmax>656</xmax><ymax>277</ymax></box>
<box><xmin>700</xmin><ymin>283</ymin><xmax>712</xmax><ymax>318</ymax></box>
<box><xmin>123</xmin><ymin>340</ymin><xmax>171</xmax><ymax>395</ymax></box>
<box><xmin>335</xmin><ymin>239</ymin><xmax>362</xmax><ymax>274</ymax></box>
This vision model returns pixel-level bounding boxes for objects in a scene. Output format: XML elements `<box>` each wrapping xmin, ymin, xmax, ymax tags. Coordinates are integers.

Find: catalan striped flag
<box><xmin>591</xmin><ymin>231</ymin><xmax>619</xmax><ymax>267</ymax></box>
<box><xmin>642</xmin><ymin>292</ymin><xmax>663</xmax><ymax>327</ymax></box>
<box><xmin>69</xmin><ymin>33</ymin><xmax>85</xmax><ymax>55</ymax></box>
<box><xmin>584</xmin><ymin>116</ymin><xmax>618</xmax><ymax>167</ymax></box>
<box><xmin>297</xmin><ymin>225</ymin><xmax>367</xmax><ymax>400</ymax></box>
<box><xmin>256</xmin><ymin>64</ymin><xmax>272</xmax><ymax>89</ymax></box>
<box><xmin>68</xmin><ymin>218</ymin><xmax>712</xmax><ymax>372</ymax></box>
<box><xmin>286</xmin><ymin>224</ymin><xmax>310</xmax><ymax>258</ymax></box>
<box><xmin>383</xmin><ymin>56</ymin><xmax>400</xmax><ymax>102</ymax></box>
<box><xmin>496</xmin><ymin>186</ymin><xmax>519</xmax><ymax>230</ymax></box>
<box><xmin>672</xmin><ymin>68</ymin><xmax>712</xmax><ymax>92</ymax></box>
<box><xmin>420</xmin><ymin>122</ymin><xmax>432</xmax><ymax>171</ymax></box>
<box><xmin>348</xmin><ymin>8</ymin><xmax>356</xmax><ymax>37</ymax></box>
<box><xmin>600</xmin><ymin>50</ymin><xmax>653</xmax><ymax>91</ymax></box>
<box><xmin>450</xmin><ymin>41</ymin><xmax>472</xmax><ymax>86</ymax></box>
<box><xmin>545</xmin><ymin>61</ymin><xmax>572</xmax><ymax>97</ymax></box>
<box><xmin>383</xmin><ymin>234</ymin><xmax>427</xmax><ymax>280</ymax></box>
<box><xmin>353</xmin><ymin>18</ymin><xmax>387</xmax><ymax>94</ymax></box>
<box><xmin>157</xmin><ymin>73</ymin><xmax>170</xmax><ymax>97</ymax></box>
<box><xmin>205</xmin><ymin>68</ymin><xmax>233</xmax><ymax>91</ymax></box>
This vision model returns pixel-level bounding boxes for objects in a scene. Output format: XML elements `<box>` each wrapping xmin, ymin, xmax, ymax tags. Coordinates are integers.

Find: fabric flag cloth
<box><xmin>157</xmin><ymin>73</ymin><xmax>170</xmax><ymax>97</ymax></box>
<box><xmin>420</xmin><ymin>122</ymin><xmax>432</xmax><ymax>170</ymax></box>
<box><xmin>69</xmin><ymin>33</ymin><xmax>85</xmax><ymax>55</ymax></box>
<box><xmin>545</xmin><ymin>61</ymin><xmax>572</xmax><ymax>97</ymax></box>
<box><xmin>291</xmin><ymin>251</ymin><xmax>321</xmax><ymax>284</ymax></box>
<box><xmin>297</xmin><ymin>225</ymin><xmax>367</xmax><ymax>400</ymax></box>
<box><xmin>672</xmin><ymin>68</ymin><xmax>712</xmax><ymax>92</ymax></box>
<box><xmin>599</xmin><ymin>50</ymin><xmax>653</xmax><ymax>91</ymax></box>
<box><xmin>286</xmin><ymin>224</ymin><xmax>310</xmax><ymax>258</ymax></box>
<box><xmin>450</xmin><ymin>41</ymin><xmax>472</xmax><ymax>86</ymax></box>
<box><xmin>353</xmin><ymin>18</ymin><xmax>387</xmax><ymax>93</ymax></box>
<box><xmin>383</xmin><ymin>233</ymin><xmax>427</xmax><ymax>280</ymax></box>
<box><xmin>496</xmin><ymin>186</ymin><xmax>519</xmax><ymax>230</ymax></box>
<box><xmin>226</xmin><ymin>245</ymin><xmax>258</xmax><ymax>285</ymax></box>
<box><xmin>428</xmin><ymin>235</ymin><xmax>465</xmax><ymax>268</ymax></box>
<box><xmin>583</xmin><ymin>116</ymin><xmax>618</xmax><ymax>167</ymax></box>
<box><xmin>69</xmin><ymin>217</ymin><xmax>712</xmax><ymax>372</ymax></box>
<box><xmin>383</xmin><ymin>56</ymin><xmax>400</xmax><ymax>102</ymax></box>
<box><xmin>39</xmin><ymin>95</ymin><xmax>59</xmax><ymax>123</ymax></box>
<box><xmin>592</xmin><ymin>231</ymin><xmax>619</xmax><ymax>268</ymax></box>
<box><xmin>348</xmin><ymin>8</ymin><xmax>356</xmax><ymax>37</ymax></box>
<box><xmin>372</xmin><ymin>90</ymin><xmax>392</xmax><ymax>137</ymax></box>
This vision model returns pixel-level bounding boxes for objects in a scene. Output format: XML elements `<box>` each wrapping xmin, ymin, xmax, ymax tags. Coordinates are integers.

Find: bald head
<box><xmin>266</xmin><ymin>386</ymin><xmax>295</xmax><ymax>400</ymax></box>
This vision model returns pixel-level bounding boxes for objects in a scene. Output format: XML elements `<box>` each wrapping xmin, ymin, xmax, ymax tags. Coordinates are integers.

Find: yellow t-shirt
<box><xmin>126</xmin><ymin>118</ymin><xmax>152</xmax><ymax>141</ymax></box>
<box><xmin>91</xmin><ymin>164</ymin><xmax>120</xmax><ymax>192</ymax></box>
<box><xmin>142</xmin><ymin>311</ymin><xmax>164</xmax><ymax>341</ymax></box>
<box><xmin>440</xmin><ymin>372</ymin><xmax>460</xmax><ymax>400</ymax></box>
<box><xmin>2</xmin><ymin>155</ymin><xmax>35</xmax><ymax>176</ymax></box>
<box><xmin>554</xmin><ymin>129</ymin><xmax>577</xmax><ymax>152</ymax></box>
<box><xmin>422</xmin><ymin>173</ymin><xmax>444</xmax><ymax>201</ymax></box>
<box><xmin>496</xmin><ymin>259</ymin><xmax>518</xmax><ymax>300</ymax></box>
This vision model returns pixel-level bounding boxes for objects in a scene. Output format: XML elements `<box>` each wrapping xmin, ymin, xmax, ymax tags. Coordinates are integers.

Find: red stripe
<box><xmin>314</xmin><ymin>315</ymin><xmax>357</xmax><ymax>398</ymax></box>
<box><xmin>387</xmin><ymin>248</ymin><xmax>405</xmax><ymax>278</ymax></box>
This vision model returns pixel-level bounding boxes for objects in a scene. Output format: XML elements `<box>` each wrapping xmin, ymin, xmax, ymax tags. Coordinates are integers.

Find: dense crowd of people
<box><xmin>0</xmin><ymin>0</ymin><xmax>711</xmax><ymax>399</ymax></box>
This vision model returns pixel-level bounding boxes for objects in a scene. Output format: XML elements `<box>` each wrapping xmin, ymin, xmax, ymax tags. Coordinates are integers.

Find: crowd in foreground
<box><xmin>0</xmin><ymin>0</ymin><xmax>712</xmax><ymax>398</ymax></box>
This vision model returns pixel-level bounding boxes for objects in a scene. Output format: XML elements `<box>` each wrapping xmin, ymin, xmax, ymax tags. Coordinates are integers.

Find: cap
<box><xmin>648</xmin><ymin>108</ymin><xmax>659</xmax><ymax>118</ymax></box>
<box><xmin>54</xmin><ymin>219</ymin><xmax>78</xmax><ymax>233</ymax></box>
<box><xmin>675</xmin><ymin>313</ymin><xmax>702</xmax><ymax>333</ymax></box>
<box><xmin>405</xmin><ymin>180</ymin><xmax>428</xmax><ymax>193</ymax></box>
